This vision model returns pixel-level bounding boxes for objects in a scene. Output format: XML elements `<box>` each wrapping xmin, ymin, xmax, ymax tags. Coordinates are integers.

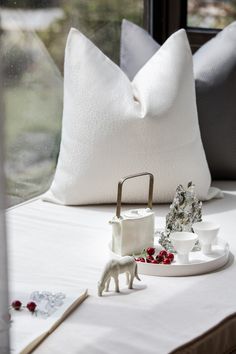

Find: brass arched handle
<box><xmin>116</xmin><ymin>172</ymin><xmax>154</xmax><ymax>218</ymax></box>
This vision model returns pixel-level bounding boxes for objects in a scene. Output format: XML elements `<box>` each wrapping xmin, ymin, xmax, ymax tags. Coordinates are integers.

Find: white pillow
<box><xmin>44</xmin><ymin>28</ymin><xmax>212</xmax><ymax>205</ymax></box>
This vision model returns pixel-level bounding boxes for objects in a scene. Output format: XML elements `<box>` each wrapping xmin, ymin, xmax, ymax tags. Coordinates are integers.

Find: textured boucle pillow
<box><xmin>43</xmin><ymin>27</ymin><xmax>213</xmax><ymax>205</ymax></box>
<box><xmin>120</xmin><ymin>19</ymin><xmax>236</xmax><ymax>179</ymax></box>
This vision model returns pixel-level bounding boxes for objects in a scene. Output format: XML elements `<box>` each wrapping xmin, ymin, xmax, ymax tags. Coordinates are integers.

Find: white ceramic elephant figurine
<box><xmin>98</xmin><ymin>256</ymin><xmax>141</xmax><ymax>296</ymax></box>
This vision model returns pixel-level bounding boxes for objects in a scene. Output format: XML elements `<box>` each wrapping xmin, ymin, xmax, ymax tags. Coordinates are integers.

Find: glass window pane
<box><xmin>0</xmin><ymin>0</ymin><xmax>144</xmax><ymax>207</ymax></box>
<box><xmin>188</xmin><ymin>0</ymin><xmax>236</xmax><ymax>29</ymax></box>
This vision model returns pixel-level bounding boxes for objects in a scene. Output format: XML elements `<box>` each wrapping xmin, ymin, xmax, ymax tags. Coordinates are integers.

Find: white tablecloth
<box><xmin>7</xmin><ymin>181</ymin><xmax>236</xmax><ymax>354</ymax></box>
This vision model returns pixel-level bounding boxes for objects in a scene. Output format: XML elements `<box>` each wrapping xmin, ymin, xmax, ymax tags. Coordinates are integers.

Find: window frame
<box><xmin>145</xmin><ymin>0</ymin><xmax>221</xmax><ymax>52</ymax></box>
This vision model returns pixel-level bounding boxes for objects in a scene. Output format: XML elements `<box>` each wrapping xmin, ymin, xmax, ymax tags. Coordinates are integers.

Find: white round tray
<box><xmin>109</xmin><ymin>238</ymin><xmax>230</xmax><ymax>277</ymax></box>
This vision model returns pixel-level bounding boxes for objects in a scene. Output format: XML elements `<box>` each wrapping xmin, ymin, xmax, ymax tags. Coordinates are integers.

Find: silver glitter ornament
<box><xmin>159</xmin><ymin>182</ymin><xmax>202</xmax><ymax>252</ymax></box>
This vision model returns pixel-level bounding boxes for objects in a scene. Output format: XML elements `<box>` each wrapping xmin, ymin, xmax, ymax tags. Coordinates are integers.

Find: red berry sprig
<box><xmin>136</xmin><ymin>248</ymin><xmax>174</xmax><ymax>265</ymax></box>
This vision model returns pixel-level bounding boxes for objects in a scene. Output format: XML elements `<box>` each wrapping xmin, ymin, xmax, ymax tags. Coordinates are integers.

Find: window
<box><xmin>187</xmin><ymin>0</ymin><xmax>236</xmax><ymax>51</ymax></box>
<box><xmin>149</xmin><ymin>0</ymin><xmax>236</xmax><ymax>51</ymax></box>
<box><xmin>0</xmin><ymin>0</ymin><xmax>145</xmax><ymax>207</ymax></box>
<box><xmin>2</xmin><ymin>0</ymin><xmax>235</xmax><ymax>206</ymax></box>
<box><xmin>188</xmin><ymin>0</ymin><xmax>236</xmax><ymax>29</ymax></box>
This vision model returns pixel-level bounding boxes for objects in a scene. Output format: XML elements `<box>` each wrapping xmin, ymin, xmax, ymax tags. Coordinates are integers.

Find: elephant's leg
<box><xmin>128</xmin><ymin>272</ymin><xmax>134</xmax><ymax>289</ymax></box>
<box><xmin>105</xmin><ymin>278</ymin><xmax>111</xmax><ymax>292</ymax></box>
<box><xmin>126</xmin><ymin>272</ymin><xmax>130</xmax><ymax>285</ymax></box>
<box><xmin>114</xmin><ymin>276</ymin><xmax>120</xmax><ymax>293</ymax></box>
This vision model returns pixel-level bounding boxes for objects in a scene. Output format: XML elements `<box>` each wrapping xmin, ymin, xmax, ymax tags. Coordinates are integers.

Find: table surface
<box><xmin>7</xmin><ymin>181</ymin><xmax>236</xmax><ymax>354</ymax></box>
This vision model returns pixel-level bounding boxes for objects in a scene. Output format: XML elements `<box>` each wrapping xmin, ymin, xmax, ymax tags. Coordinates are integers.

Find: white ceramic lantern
<box><xmin>110</xmin><ymin>172</ymin><xmax>155</xmax><ymax>256</ymax></box>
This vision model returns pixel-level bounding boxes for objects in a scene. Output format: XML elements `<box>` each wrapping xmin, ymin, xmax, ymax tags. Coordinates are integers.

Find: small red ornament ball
<box><xmin>159</xmin><ymin>250</ymin><xmax>168</xmax><ymax>258</ymax></box>
<box><xmin>167</xmin><ymin>253</ymin><xmax>174</xmax><ymax>261</ymax></box>
<box><xmin>163</xmin><ymin>258</ymin><xmax>171</xmax><ymax>265</ymax></box>
<box><xmin>156</xmin><ymin>255</ymin><xmax>164</xmax><ymax>263</ymax></box>
<box><xmin>11</xmin><ymin>300</ymin><xmax>22</xmax><ymax>311</ymax></box>
<box><xmin>151</xmin><ymin>259</ymin><xmax>158</xmax><ymax>264</ymax></box>
<box><xmin>146</xmin><ymin>247</ymin><xmax>155</xmax><ymax>256</ymax></box>
<box><xmin>26</xmin><ymin>301</ymin><xmax>37</xmax><ymax>313</ymax></box>
<box><xmin>146</xmin><ymin>255</ymin><xmax>154</xmax><ymax>263</ymax></box>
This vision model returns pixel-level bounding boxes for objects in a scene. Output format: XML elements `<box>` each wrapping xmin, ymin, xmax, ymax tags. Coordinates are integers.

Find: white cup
<box><xmin>192</xmin><ymin>221</ymin><xmax>220</xmax><ymax>255</ymax></box>
<box><xmin>170</xmin><ymin>232</ymin><xmax>198</xmax><ymax>264</ymax></box>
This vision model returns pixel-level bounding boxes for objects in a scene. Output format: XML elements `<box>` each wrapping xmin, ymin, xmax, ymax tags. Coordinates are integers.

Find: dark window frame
<box><xmin>145</xmin><ymin>0</ymin><xmax>221</xmax><ymax>52</ymax></box>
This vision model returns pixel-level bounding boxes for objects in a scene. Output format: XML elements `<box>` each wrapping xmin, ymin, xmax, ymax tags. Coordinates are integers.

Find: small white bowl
<box><xmin>170</xmin><ymin>232</ymin><xmax>198</xmax><ymax>264</ymax></box>
<box><xmin>192</xmin><ymin>221</ymin><xmax>220</xmax><ymax>255</ymax></box>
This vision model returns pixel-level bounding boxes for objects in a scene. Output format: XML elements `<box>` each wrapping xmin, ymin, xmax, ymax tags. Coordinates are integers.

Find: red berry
<box><xmin>163</xmin><ymin>258</ymin><xmax>171</xmax><ymax>265</ymax></box>
<box><xmin>167</xmin><ymin>253</ymin><xmax>174</xmax><ymax>261</ymax></box>
<box><xmin>146</xmin><ymin>255</ymin><xmax>154</xmax><ymax>263</ymax></box>
<box><xmin>159</xmin><ymin>250</ymin><xmax>168</xmax><ymax>258</ymax></box>
<box><xmin>11</xmin><ymin>300</ymin><xmax>22</xmax><ymax>310</ymax></box>
<box><xmin>26</xmin><ymin>301</ymin><xmax>37</xmax><ymax>313</ymax></box>
<box><xmin>146</xmin><ymin>247</ymin><xmax>155</xmax><ymax>256</ymax></box>
<box><xmin>156</xmin><ymin>255</ymin><xmax>164</xmax><ymax>263</ymax></box>
<box><xmin>151</xmin><ymin>259</ymin><xmax>158</xmax><ymax>264</ymax></box>
<box><xmin>137</xmin><ymin>257</ymin><xmax>145</xmax><ymax>262</ymax></box>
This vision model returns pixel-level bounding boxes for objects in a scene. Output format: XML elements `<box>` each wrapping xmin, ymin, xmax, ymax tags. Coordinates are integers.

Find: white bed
<box><xmin>7</xmin><ymin>181</ymin><xmax>236</xmax><ymax>354</ymax></box>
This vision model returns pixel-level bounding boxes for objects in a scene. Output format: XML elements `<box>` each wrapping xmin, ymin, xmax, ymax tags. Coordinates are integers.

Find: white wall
<box><xmin>0</xmin><ymin>27</ymin><xmax>10</xmax><ymax>354</ymax></box>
